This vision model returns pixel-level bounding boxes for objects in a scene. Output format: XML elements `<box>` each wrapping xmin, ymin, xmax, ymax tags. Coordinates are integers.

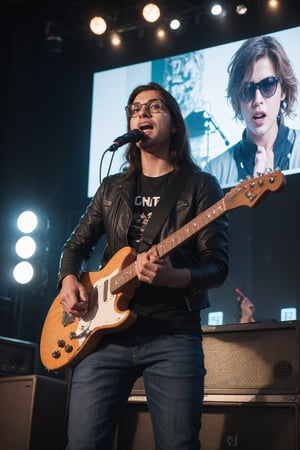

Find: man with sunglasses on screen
<box><xmin>205</xmin><ymin>35</ymin><xmax>300</xmax><ymax>186</ymax></box>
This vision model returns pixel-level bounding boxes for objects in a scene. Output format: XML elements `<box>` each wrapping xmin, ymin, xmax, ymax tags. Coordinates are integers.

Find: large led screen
<box><xmin>88</xmin><ymin>25</ymin><xmax>300</xmax><ymax>197</ymax></box>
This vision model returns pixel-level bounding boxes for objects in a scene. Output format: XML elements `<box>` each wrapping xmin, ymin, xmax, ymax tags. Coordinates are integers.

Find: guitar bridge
<box><xmin>70</xmin><ymin>327</ymin><xmax>91</xmax><ymax>340</ymax></box>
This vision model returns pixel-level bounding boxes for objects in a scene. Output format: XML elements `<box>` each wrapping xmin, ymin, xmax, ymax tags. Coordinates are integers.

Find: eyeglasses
<box><xmin>125</xmin><ymin>98</ymin><xmax>164</xmax><ymax>118</ymax></box>
<box><xmin>239</xmin><ymin>76</ymin><xmax>281</xmax><ymax>102</ymax></box>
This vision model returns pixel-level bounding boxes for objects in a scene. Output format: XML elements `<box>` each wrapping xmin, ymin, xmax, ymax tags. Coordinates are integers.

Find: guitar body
<box><xmin>40</xmin><ymin>246</ymin><xmax>138</xmax><ymax>371</ymax></box>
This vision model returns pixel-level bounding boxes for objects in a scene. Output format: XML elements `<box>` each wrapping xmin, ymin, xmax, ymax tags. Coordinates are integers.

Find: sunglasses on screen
<box><xmin>239</xmin><ymin>76</ymin><xmax>281</xmax><ymax>102</ymax></box>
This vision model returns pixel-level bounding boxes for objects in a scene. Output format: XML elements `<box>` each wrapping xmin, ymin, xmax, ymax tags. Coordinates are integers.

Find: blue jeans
<box><xmin>66</xmin><ymin>333</ymin><xmax>206</xmax><ymax>450</ymax></box>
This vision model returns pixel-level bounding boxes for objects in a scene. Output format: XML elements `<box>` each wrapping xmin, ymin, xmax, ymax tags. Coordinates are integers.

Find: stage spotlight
<box><xmin>17</xmin><ymin>210</ymin><xmax>49</xmax><ymax>235</ymax></box>
<box><xmin>268</xmin><ymin>0</ymin><xmax>279</xmax><ymax>10</ymax></box>
<box><xmin>210</xmin><ymin>3</ymin><xmax>223</xmax><ymax>16</ymax></box>
<box><xmin>15</xmin><ymin>236</ymin><xmax>36</xmax><ymax>259</ymax></box>
<box><xmin>17</xmin><ymin>211</ymin><xmax>38</xmax><ymax>234</ymax></box>
<box><xmin>235</xmin><ymin>4</ymin><xmax>248</xmax><ymax>15</ymax></box>
<box><xmin>142</xmin><ymin>3</ymin><xmax>161</xmax><ymax>23</ymax></box>
<box><xmin>89</xmin><ymin>16</ymin><xmax>107</xmax><ymax>35</ymax></box>
<box><xmin>156</xmin><ymin>26</ymin><xmax>166</xmax><ymax>40</ymax></box>
<box><xmin>13</xmin><ymin>261</ymin><xmax>48</xmax><ymax>286</ymax></box>
<box><xmin>13</xmin><ymin>261</ymin><xmax>34</xmax><ymax>285</ymax></box>
<box><xmin>110</xmin><ymin>32</ymin><xmax>122</xmax><ymax>47</ymax></box>
<box><xmin>169</xmin><ymin>18</ymin><xmax>181</xmax><ymax>30</ymax></box>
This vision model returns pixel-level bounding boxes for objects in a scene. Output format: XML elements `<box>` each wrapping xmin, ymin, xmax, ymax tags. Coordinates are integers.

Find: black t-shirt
<box><xmin>126</xmin><ymin>172</ymin><xmax>201</xmax><ymax>336</ymax></box>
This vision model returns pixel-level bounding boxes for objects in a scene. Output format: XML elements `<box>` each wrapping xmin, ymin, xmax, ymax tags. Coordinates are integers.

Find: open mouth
<box><xmin>253</xmin><ymin>112</ymin><xmax>266</xmax><ymax>120</ymax></box>
<box><xmin>139</xmin><ymin>123</ymin><xmax>153</xmax><ymax>132</ymax></box>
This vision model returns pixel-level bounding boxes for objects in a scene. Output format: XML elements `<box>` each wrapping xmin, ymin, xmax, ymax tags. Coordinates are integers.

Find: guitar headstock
<box><xmin>224</xmin><ymin>170</ymin><xmax>286</xmax><ymax>210</ymax></box>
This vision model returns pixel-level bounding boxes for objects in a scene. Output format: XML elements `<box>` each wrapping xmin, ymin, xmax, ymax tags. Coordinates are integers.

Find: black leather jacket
<box><xmin>59</xmin><ymin>169</ymin><xmax>228</xmax><ymax>311</ymax></box>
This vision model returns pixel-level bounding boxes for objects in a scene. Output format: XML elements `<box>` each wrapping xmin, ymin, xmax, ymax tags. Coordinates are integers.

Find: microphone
<box><xmin>205</xmin><ymin>112</ymin><xmax>230</xmax><ymax>146</ymax></box>
<box><xmin>107</xmin><ymin>129</ymin><xmax>143</xmax><ymax>152</ymax></box>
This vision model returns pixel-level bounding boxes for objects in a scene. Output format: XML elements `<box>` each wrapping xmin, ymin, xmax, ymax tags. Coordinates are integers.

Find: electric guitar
<box><xmin>40</xmin><ymin>170</ymin><xmax>285</xmax><ymax>371</ymax></box>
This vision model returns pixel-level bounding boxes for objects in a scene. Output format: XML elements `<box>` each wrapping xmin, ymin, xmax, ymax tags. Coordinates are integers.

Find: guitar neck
<box><xmin>155</xmin><ymin>197</ymin><xmax>226</xmax><ymax>259</ymax></box>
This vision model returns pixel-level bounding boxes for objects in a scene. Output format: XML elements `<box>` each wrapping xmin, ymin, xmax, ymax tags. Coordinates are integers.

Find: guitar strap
<box><xmin>138</xmin><ymin>172</ymin><xmax>187</xmax><ymax>253</ymax></box>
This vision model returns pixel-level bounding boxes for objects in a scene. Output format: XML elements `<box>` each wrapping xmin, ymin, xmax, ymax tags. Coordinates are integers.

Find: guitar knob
<box><xmin>64</xmin><ymin>345</ymin><xmax>73</xmax><ymax>353</ymax></box>
<box><xmin>52</xmin><ymin>350</ymin><xmax>61</xmax><ymax>359</ymax></box>
<box><xmin>57</xmin><ymin>339</ymin><xmax>66</xmax><ymax>347</ymax></box>
<box><xmin>69</xmin><ymin>332</ymin><xmax>77</xmax><ymax>340</ymax></box>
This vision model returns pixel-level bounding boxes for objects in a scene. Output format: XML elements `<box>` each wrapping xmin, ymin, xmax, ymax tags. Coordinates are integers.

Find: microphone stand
<box><xmin>99</xmin><ymin>147</ymin><xmax>117</xmax><ymax>185</ymax></box>
<box><xmin>205</xmin><ymin>112</ymin><xmax>230</xmax><ymax>147</ymax></box>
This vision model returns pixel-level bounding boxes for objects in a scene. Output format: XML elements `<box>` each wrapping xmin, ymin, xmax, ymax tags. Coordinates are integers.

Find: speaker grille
<box><xmin>203</xmin><ymin>321</ymin><xmax>300</xmax><ymax>394</ymax></box>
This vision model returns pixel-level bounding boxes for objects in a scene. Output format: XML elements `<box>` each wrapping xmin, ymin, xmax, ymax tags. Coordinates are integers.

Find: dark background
<box><xmin>0</xmin><ymin>0</ymin><xmax>300</xmax><ymax>348</ymax></box>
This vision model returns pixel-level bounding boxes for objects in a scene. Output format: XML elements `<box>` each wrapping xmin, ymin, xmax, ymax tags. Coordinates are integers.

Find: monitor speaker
<box><xmin>114</xmin><ymin>394</ymin><xmax>300</xmax><ymax>450</ymax></box>
<box><xmin>0</xmin><ymin>375</ymin><xmax>67</xmax><ymax>450</ymax></box>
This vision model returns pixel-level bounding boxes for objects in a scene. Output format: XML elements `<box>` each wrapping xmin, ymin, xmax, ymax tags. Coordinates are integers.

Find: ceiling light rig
<box><xmin>85</xmin><ymin>1</ymin><xmax>251</xmax><ymax>50</ymax></box>
<box><xmin>89</xmin><ymin>2</ymin><xmax>163</xmax><ymax>48</ymax></box>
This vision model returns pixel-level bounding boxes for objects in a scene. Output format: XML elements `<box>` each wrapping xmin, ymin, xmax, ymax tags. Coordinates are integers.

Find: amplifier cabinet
<box><xmin>0</xmin><ymin>336</ymin><xmax>37</xmax><ymax>376</ymax></box>
<box><xmin>115</xmin><ymin>394</ymin><xmax>300</xmax><ymax>450</ymax></box>
<box><xmin>201</xmin><ymin>394</ymin><xmax>300</xmax><ymax>450</ymax></box>
<box><xmin>202</xmin><ymin>320</ymin><xmax>300</xmax><ymax>394</ymax></box>
<box><xmin>0</xmin><ymin>375</ymin><xmax>67</xmax><ymax>450</ymax></box>
<box><xmin>131</xmin><ymin>320</ymin><xmax>300</xmax><ymax>396</ymax></box>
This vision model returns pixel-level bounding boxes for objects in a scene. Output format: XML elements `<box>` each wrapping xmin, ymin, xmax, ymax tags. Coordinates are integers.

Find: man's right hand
<box><xmin>59</xmin><ymin>274</ymin><xmax>89</xmax><ymax>317</ymax></box>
